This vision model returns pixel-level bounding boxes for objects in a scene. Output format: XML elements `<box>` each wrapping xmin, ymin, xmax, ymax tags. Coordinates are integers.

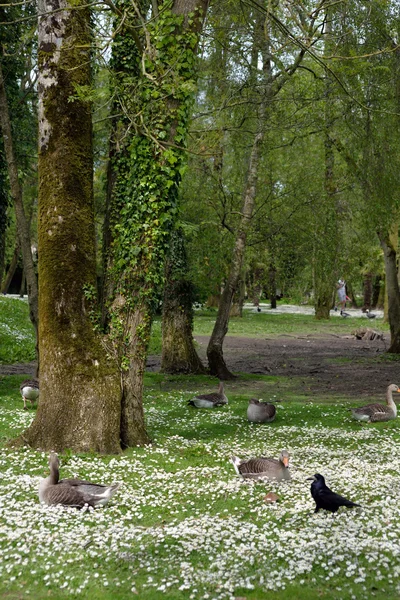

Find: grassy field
<box><xmin>0</xmin><ymin>297</ymin><xmax>399</xmax><ymax>599</ymax></box>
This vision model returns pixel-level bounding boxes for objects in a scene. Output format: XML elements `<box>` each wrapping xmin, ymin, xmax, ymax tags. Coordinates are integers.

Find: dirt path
<box><xmin>2</xmin><ymin>331</ymin><xmax>396</xmax><ymax>399</ymax></box>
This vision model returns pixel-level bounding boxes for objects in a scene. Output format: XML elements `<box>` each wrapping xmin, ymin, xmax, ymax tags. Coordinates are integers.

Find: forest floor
<box><xmin>2</xmin><ymin>305</ymin><xmax>395</xmax><ymax>400</ymax></box>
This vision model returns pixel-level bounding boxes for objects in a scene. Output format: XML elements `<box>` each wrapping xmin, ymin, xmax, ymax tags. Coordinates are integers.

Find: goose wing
<box><xmin>42</xmin><ymin>483</ymin><xmax>97</xmax><ymax>508</ymax></box>
<box><xmin>352</xmin><ymin>403</ymin><xmax>394</xmax><ymax>420</ymax></box>
<box><xmin>238</xmin><ymin>457</ymin><xmax>278</xmax><ymax>474</ymax></box>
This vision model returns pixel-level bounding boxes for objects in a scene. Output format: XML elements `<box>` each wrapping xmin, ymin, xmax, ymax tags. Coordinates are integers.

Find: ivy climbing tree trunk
<box><xmin>105</xmin><ymin>0</ymin><xmax>209</xmax><ymax>447</ymax></box>
<box><xmin>21</xmin><ymin>0</ymin><xmax>121</xmax><ymax>453</ymax></box>
<box><xmin>161</xmin><ymin>229</ymin><xmax>205</xmax><ymax>374</ymax></box>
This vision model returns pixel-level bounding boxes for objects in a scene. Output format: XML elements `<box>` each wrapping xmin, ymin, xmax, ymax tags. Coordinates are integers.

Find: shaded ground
<box><xmin>148</xmin><ymin>332</ymin><xmax>397</xmax><ymax>399</ymax></box>
<box><xmin>2</xmin><ymin>331</ymin><xmax>397</xmax><ymax>400</ymax></box>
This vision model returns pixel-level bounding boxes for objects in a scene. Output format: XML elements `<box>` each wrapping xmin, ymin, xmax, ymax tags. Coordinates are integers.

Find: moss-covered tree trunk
<box><xmin>22</xmin><ymin>0</ymin><xmax>121</xmax><ymax>453</ymax></box>
<box><xmin>104</xmin><ymin>0</ymin><xmax>209</xmax><ymax>448</ymax></box>
<box><xmin>161</xmin><ymin>230</ymin><xmax>205</xmax><ymax>374</ymax></box>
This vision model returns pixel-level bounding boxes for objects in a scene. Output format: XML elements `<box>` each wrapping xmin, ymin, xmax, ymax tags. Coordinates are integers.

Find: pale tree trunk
<box><xmin>21</xmin><ymin>0</ymin><xmax>121</xmax><ymax>453</ymax></box>
<box><xmin>161</xmin><ymin>230</ymin><xmax>205</xmax><ymax>374</ymax></box>
<box><xmin>379</xmin><ymin>231</ymin><xmax>400</xmax><ymax>352</ymax></box>
<box><xmin>207</xmin><ymin>131</ymin><xmax>263</xmax><ymax>379</ymax></box>
<box><xmin>0</xmin><ymin>62</ymin><xmax>38</xmax><ymax>335</ymax></box>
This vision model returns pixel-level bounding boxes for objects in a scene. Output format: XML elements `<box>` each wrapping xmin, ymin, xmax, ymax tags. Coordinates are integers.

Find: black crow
<box><xmin>307</xmin><ymin>473</ymin><xmax>361</xmax><ymax>514</ymax></box>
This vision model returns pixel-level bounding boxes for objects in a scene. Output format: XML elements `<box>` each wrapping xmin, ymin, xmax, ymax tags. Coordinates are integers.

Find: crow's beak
<box><xmin>306</xmin><ymin>476</ymin><xmax>316</xmax><ymax>481</ymax></box>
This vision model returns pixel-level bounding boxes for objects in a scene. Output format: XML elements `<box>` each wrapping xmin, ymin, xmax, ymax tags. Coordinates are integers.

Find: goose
<box><xmin>20</xmin><ymin>379</ymin><xmax>39</xmax><ymax>410</ymax></box>
<box><xmin>188</xmin><ymin>381</ymin><xmax>228</xmax><ymax>408</ymax></box>
<box><xmin>350</xmin><ymin>383</ymin><xmax>400</xmax><ymax>423</ymax></box>
<box><xmin>340</xmin><ymin>310</ymin><xmax>350</xmax><ymax>318</ymax></box>
<box><xmin>231</xmin><ymin>449</ymin><xmax>291</xmax><ymax>481</ymax></box>
<box><xmin>366</xmin><ymin>309</ymin><xmax>376</xmax><ymax>319</ymax></box>
<box><xmin>38</xmin><ymin>453</ymin><xmax>122</xmax><ymax>508</ymax></box>
<box><xmin>247</xmin><ymin>398</ymin><xmax>276</xmax><ymax>423</ymax></box>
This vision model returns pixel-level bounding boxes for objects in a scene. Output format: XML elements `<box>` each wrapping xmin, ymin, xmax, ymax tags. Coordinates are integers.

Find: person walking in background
<box><xmin>336</xmin><ymin>279</ymin><xmax>347</xmax><ymax>315</ymax></box>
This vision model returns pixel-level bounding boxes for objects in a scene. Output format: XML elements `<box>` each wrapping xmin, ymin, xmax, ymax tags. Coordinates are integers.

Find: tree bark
<box><xmin>313</xmin><ymin>10</ymin><xmax>339</xmax><ymax>320</ymax></box>
<box><xmin>22</xmin><ymin>0</ymin><xmax>121</xmax><ymax>453</ymax></box>
<box><xmin>161</xmin><ymin>230</ymin><xmax>205</xmax><ymax>374</ymax></box>
<box><xmin>372</xmin><ymin>275</ymin><xmax>382</xmax><ymax>308</ymax></box>
<box><xmin>268</xmin><ymin>263</ymin><xmax>277</xmax><ymax>309</ymax></box>
<box><xmin>106</xmin><ymin>0</ymin><xmax>209</xmax><ymax>447</ymax></box>
<box><xmin>0</xmin><ymin>240</ymin><xmax>20</xmax><ymax>294</ymax></box>
<box><xmin>0</xmin><ymin>151</ymin><xmax>8</xmax><ymax>288</ymax></box>
<box><xmin>0</xmin><ymin>61</ymin><xmax>38</xmax><ymax>336</ymax></box>
<box><xmin>378</xmin><ymin>232</ymin><xmax>400</xmax><ymax>352</ymax></box>
<box><xmin>362</xmin><ymin>272</ymin><xmax>373</xmax><ymax>311</ymax></box>
<box><xmin>207</xmin><ymin>131</ymin><xmax>263</xmax><ymax>379</ymax></box>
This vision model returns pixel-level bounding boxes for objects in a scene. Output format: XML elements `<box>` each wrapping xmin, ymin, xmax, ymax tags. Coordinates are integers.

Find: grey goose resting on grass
<box><xmin>20</xmin><ymin>379</ymin><xmax>39</xmax><ymax>410</ymax></box>
<box><xmin>39</xmin><ymin>453</ymin><xmax>121</xmax><ymax>508</ymax></box>
<box><xmin>188</xmin><ymin>381</ymin><xmax>228</xmax><ymax>408</ymax></box>
<box><xmin>247</xmin><ymin>398</ymin><xmax>276</xmax><ymax>423</ymax></box>
<box><xmin>350</xmin><ymin>383</ymin><xmax>400</xmax><ymax>423</ymax></box>
<box><xmin>231</xmin><ymin>449</ymin><xmax>291</xmax><ymax>481</ymax></box>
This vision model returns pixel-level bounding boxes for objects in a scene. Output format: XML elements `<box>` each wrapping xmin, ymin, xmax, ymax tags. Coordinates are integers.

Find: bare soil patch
<box><xmin>2</xmin><ymin>331</ymin><xmax>396</xmax><ymax>400</ymax></box>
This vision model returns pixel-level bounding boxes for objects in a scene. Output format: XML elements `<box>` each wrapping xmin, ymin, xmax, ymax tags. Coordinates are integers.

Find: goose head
<box><xmin>279</xmin><ymin>450</ymin><xmax>290</xmax><ymax>468</ymax></box>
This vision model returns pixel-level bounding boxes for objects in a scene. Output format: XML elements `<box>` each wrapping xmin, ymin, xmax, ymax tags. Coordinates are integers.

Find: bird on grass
<box><xmin>307</xmin><ymin>473</ymin><xmax>360</xmax><ymax>514</ymax></box>
<box><xmin>247</xmin><ymin>398</ymin><xmax>276</xmax><ymax>423</ymax></box>
<box><xmin>350</xmin><ymin>383</ymin><xmax>400</xmax><ymax>423</ymax></box>
<box><xmin>231</xmin><ymin>450</ymin><xmax>291</xmax><ymax>481</ymax></box>
<box><xmin>188</xmin><ymin>381</ymin><xmax>228</xmax><ymax>408</ymax></box>
<box><xmin>19</xmin><ymin>379</ymin><xmax>39</xmax><ymax>410</ymax></box>
<box><xmin>39</xmin><ymin>453</ymin><xmax>121</xmax><ymax>509</ymax></box>
<box><xmin>340</xmin><ymin>310</ymin><xmax>351</xmax><ymax>318</ymax></box>
<box><xmin>366</xmin><ymin>309</ymin><xmax>376</xmax><ymax>319</ymax></box>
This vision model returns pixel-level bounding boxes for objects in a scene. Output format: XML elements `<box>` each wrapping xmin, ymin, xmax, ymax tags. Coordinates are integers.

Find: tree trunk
<box><xmin>207</xmin><ymin>131</ymin><xmax>263</xmax><ymax>379</ymax></box>
<box><xmin>0</xmin><ymin>151</ymin><xmax>8</xmax><ymax>288</ymax></box>
<box><xmin>0</xmin><ymin>240</ymin><xmax>20</xmax><ymax>294</ymax></box>
<box><xmin>362</xmin><ymin>272</ymin><xmax>373</xmax><ymax>311</ymax></box>
<box><xmin>22</xmin><ymin>0</ymin><xmax>121</xmax><ymax>453</ymax></box>
<box><xmin>268</xmin><ymin>263</ymin><xmax>277</xmax><ymax>309</ymax></box>
<box><xmin>378</xmin><ymin>232</ymin><xmax>400</xmax><ymax>352</ymax></box>
<box><xmin>105</xmin><ymin>0</ymin><xmax>210</xmax><ymax>446</ymax></box>
<box><xmin>372</xmin><ymin>275</ymin><xmax>382</xmax><ymax>308</ymax></box>
<box><xmin>0</xmin><ymin>61</ymin><xmax>38</xmax><ymax>337</ymax></box>
<box><xmin>313</xmin><ymin>8</ymin><xmax>340</xmax><ymax>320</ymax></box>
<box><xmin>161</xmin><ymin>230</ymin><xmax>205</xmax><ymax>374</ymax></box>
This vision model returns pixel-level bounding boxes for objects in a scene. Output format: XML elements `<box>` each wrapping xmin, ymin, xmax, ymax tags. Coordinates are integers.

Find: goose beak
<box><xmin>397</xmin><ymin>389</ymin><xmax>400</xmax><ymax>393</ymax></box>
<box><xmin>282</xmin><ymin>456</ymin><xmax>289</xmax><ymax>468</ymax></box>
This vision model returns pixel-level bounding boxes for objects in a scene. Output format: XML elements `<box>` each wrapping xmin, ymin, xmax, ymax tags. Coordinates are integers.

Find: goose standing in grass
<box><xmin>188</xmin><ymin>381</ymin><xmax>228</xmax><ymax>408</ymax></box>
<box><xmin>39</xmin><ymin>453</ymin><xmax>121</xmax><ymax>508</ymax></box>
<box><xmin>350</xmin><ymin>383</ymin><xmax>400</xmax><ymax>423</ymax></box>
<box><xmin>247</xmin><ymin>398</ymin><xmax>276</xmax><ymax>423</ymax></box>
<box><xmin>19</xmin><ymin>379</ymin><xmax>39</xmax><ymax>410</ymax></box>
<box><xmin>231</xmin><ymin>449</ymin><xmax>291</xmax><ymax>481</ymax></box>
<box><xmin>366</xmin><ymin>309</ymin><xmax>376</xmax><ymax>319</ymax></box>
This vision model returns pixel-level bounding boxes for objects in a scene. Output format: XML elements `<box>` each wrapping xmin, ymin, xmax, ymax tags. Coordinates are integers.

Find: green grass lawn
<box><xmin>0</xmin><ymin>297</ymin><xmax>399</xmax><ymax>599</ymax></box>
